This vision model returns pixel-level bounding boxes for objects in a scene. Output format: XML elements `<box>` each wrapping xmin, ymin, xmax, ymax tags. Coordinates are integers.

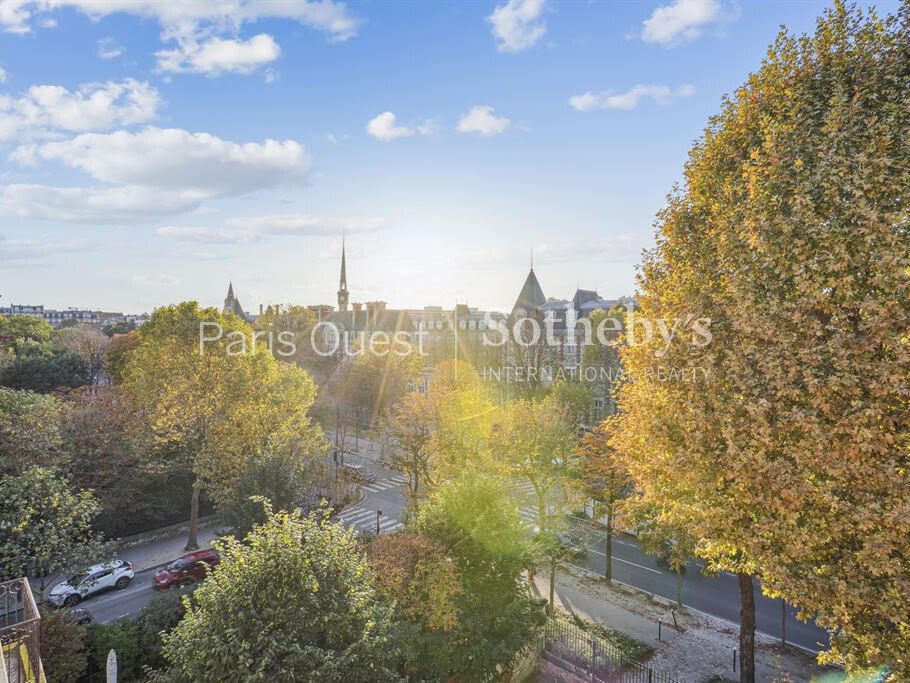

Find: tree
<box><xmin>122</xmin><ymin>302</ymin><xmax>323</xmax><ymax>550</ymax></box>
<box><xmin>105</xmin><ymin>330</ymin><xmax>139</xmax><ymax>385</ymax></box>
<box><xmin>59</xmin><ymin>386</ymin><xmax>166</xmax><ymax>536</ymax></box>
<box><xmin>416</xmin><ymin>472</ymin><xmax>535</xmax><ymax>680</ymax></box>
<box><xmin>581</xmin><ymin>308</ymin><xmax>623</xmax><ymax>419</ymax></box>
<box><xmin>548</xmin><ymin>380</ymin><xmax>593</xmax><ymax>431</ymax></box>
<box><xmin>383</xmin><ymin>391</ymin><xmax>436</xmax><ymax>504</ymax></box>
<box><xmin>156</xmin><ymin>506</ymin><xmax>399</xmax><ymax>682</ymax></box>
<box><xmin>611</xmin><ymin>4</ymin><xmax>910</xmax><ymax>678</ymax></box>
<box><xmin>340</xmin><ymin>351</ymin><xmax>421</xmax><ymax>444</ymax></box>
<box><xmin>0</xmin><ymin>314</ymin><xmax>54</xmax><ymax>352</ymax></box>
<box><xmin>0</xmin><ymin>467</ymin><xmax>106</xmax><ymax>591</ymax></box>
<box><xmin>0</xmin><ymin>387</ymin><xmax>65</xmax><ymax>476</ymax></box>
<box><xmin>220</xmin><ymin>449</ymin><xmax>317</xmax><ymax>537</ymax></box>
<box><xmin>491</xmin><ymin>395</ymin><xmax>578</xmax><ymax>530</ymax></box>
<box><xmin>39</xmin><ymin>607</ymin><xmax>88</xmax><ymax>683</ymax></box>
<box><xmin>365</xmin><ymin>532</ymin><xmax>460</xmax><ymax>677</ymax></box>
<box><xmin>0</xmin><ymin>348</ymin><xmax>91</xmax><ymax>392</ymax></box>
<box><xmin>577</xmin><ymin>418</ymin><xmax>630</xmax><ymax>584</ymax></box>
<box><xmin>426</xmin><ymin>359</ymin><xmax>498</xmax><ymax>482</ymax></box>
<box><xmin>57</xmin><ymin>325</ymin><xmax>110</xmax><ymax>384</ymax></box>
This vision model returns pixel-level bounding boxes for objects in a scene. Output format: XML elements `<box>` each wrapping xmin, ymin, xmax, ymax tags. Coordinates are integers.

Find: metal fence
<box><xmin>542</xmin><ymin>618</ymin><xmax>678</xmax><ymax>683</ymax></box>
<box><xmin>0</xmin><ymin>578</ymin><xmax>42</xmax><ymax>683</ymax></box>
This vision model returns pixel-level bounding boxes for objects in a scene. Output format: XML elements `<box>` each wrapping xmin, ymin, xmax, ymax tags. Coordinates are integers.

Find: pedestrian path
<box><xmin>360</xmin><ymin>474</ymin><xmax>408</xmax><ymax>494</ymax></box>
<box><xmin>333</xmin><ymin>505</ymin><xmax>403</xmax><ymax>535</ymax></box>
<box><xmin>519</xmin><ymin>505</ymin><xmax>539</xmax><ymax>526</ymax></box>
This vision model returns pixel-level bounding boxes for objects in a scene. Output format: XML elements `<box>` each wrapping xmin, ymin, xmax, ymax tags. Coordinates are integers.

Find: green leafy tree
<box><xmin>383</xmin><ymin>391</ymin><xmax>436</xmax><ymax>504</ymax></box>
<box><xmin>416</xmin><ymin>472</ymin><xmax>535</xmax><ymax>680</ymax></box>
<box><xmin>548</xmin><ymin>380</ymin><xmax>593</xmax><ymax>431</ymax></box>
<box><xmin>0</xmin><ymin>314</ymin><xmax>54</xmax><ymax>352</ymax></box>
<box><xmin>156</xmin><ymin>506</ymin><xmax>399</xmax><ymax>682</ymax></box>
<box><xmin>87</xmin><ymin>619</ymin><xmax>141</xmax><ymax>680</ymax></box>
<box><xmin>0</xmin><ymin>348</ymin><xmax>91</xmax><ymax>392</ymax></box>
<box><xmin>0</xmin><ymin>467</ymin><xmax>106</xmax><ymax>591</ymax></box>
<box><xmin>0</xmin><ymin>388</ymin><xmax>65</xmax><ymax>476</ymax></box>
<box><xmin>105</xmin><ymin>330</ymin><xmax>139</xmax><ymax>385</ymax></box>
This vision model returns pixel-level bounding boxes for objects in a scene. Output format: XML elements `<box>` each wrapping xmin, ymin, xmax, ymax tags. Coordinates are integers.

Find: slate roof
<box><xmin>511</xmin><ymin>268</ymin><xmax>547</xmax><ymax>315</ymax></box>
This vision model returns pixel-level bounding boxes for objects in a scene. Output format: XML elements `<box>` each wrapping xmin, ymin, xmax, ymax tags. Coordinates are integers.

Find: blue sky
<box><xmin>0</xmin><ymin>0</ymin><xmax>895</xmax><ymax>314</ymax></box>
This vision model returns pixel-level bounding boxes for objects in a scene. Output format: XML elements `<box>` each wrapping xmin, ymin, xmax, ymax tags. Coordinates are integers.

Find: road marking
<box><xmin>584</xmin><ymin>547</ymin><xmax>662</xmax><ymax>574</ymax></box>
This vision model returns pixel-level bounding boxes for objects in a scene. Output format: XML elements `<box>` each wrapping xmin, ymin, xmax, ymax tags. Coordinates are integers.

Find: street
<box><xmin>69</xmin><ymin>441</ymin><xmax>828</xmax><ymax>657</ymax></box>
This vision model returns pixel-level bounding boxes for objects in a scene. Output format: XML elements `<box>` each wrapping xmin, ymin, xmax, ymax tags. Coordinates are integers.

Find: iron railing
<box><xmin>542</xmin><ymin>617</ymin><xmax>677</xmax><ymax>683</ymax></box>
<box><xmin>0</xmin><ymin>578</ymin><xmax>42</xmax><ymax>683</ymax></box>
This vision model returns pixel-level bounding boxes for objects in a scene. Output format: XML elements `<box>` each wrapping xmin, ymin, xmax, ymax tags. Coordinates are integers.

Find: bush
<box><xmin>87</xmin><ymin>619</ymin><xmax>141</xmax><ymax>681</ymax></box>
<box><xmin>136</xmin><ymin>585</ymin><xmax>197</xmax><ymax>672</ymax></box>
<box><xmin>39</xmin><ymin>608</ymin><xmax>88</xmax><ymax>683</ymax></box>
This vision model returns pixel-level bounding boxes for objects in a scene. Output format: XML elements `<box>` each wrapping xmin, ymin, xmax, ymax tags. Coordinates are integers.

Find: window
<box><xmin>459</xmin><ymin>320</ymin><xmax>466</xmax><ymax>330</ymax></box>
<box><xmin>469</xmin><ymin>320</ymin><xmax>476</xmax><ymax>330</ymax></box>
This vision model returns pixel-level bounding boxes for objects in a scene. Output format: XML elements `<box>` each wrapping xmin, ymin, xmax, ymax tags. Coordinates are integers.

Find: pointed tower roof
<box><xmin>340</xmin><ymin>238</ymin><xmax>347</xmax><ymax>288</ymax></box>
<box><xmin>226</xmin><ymin>281</ymin><xmax>235</xmax><ymax>299</ymax></box>
<box><xmin>512</xmin><ymin>268</ymin><xmax>547</xmax><ymax>315</ymax></box>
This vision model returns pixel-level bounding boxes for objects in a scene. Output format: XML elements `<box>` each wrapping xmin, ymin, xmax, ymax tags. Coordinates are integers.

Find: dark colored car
<box><xmin>340</xmin><ymin>463</ymin><xmax>376</xmax><ymax>484</ymax></box>
<box><xmin>69</xmin><ymin>608</ymin><xmax>93</xmax><ymax>625</ymax></box>
<box><xmin>153</xmin><ymin>549</ymin><xmax>219</xmax><ymax>590</ymax></box>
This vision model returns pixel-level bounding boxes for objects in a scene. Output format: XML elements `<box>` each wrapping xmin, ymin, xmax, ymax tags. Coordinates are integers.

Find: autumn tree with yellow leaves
<box><xmin>611</xmin><ymin>3</ymin><xmax>910</xmax><ymax>680</ymax></box>
<box><xmin>123</xmin><ymin>302</ymin><xmax>324</xmax><ymax>550</ymax></box>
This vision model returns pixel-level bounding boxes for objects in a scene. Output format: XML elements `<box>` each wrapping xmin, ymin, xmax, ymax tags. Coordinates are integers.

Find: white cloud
<box><xmin>0</xmin><ymin>234</ymin><xmax>96</xmax><ymax>261</ymax></box>
<box><xmin>158</xmin><ymin>214</ymin><xmax>385</xmax><ymax>244</ymax></box>
<box><xmin>0</xmin><ymin>66</ymin><xmax>6</xmax><ymax>83</ymax></box>
<box><xmin>569</xmin><ymin>84</ymin><xmax>695</xmax><ymax>111</ymax></box>
<box><xmin>155</xmin><ymin>33</ymin><xmax>281</xmax><ymax>75</ymax></box>
<box><xmin>3</xmin><ymin>127</ymin><xmax>312</xmax><ymax>223</ymax></box>
<box><xmin>97</xmin><ymin>36</ymin><xmax>123</xmax><ymax>59</ymax></box>
<box><xmin>366</xmin><ymin>111</ymin><xmax>413</xmax><ymax>141</ymax></box>
<box><xmin>456</xmin><ymin>106</ymin><xmax>511</xmax><ymax>136</ymax></box>
<box><xmin>0</xmin><ymin>183</ymin><xmax>204</xmax><ymax>223</ymax></box>
<box><xmin>0</xmin><ymin>1</ymin><xmax>31</xmax><ymax>34</ymax></box>
<box><xmin>0</xmin><ymin>78</ymin><xmax>161</xmax><ymax>141</ymax></box>
<box><xmin>2</xmin><ymin>1</ymin><xmax>362</xmax><ymax>76</ymax></box>
<box><xmin>263</xmin><ymin>68</ymin><xmax>279</xmax><ymax>84</ymax></box>
<box><xmin>641</xmin><ymin>0</ymin><xmax>723</xmax><ymax>46</ymax></box>
<box><xmin>14</xmin><ymin>127</ymin><xmax>310</xmax><ymax>194</ymax></box>
<box><xmin>487</xmin><ymin>0</ymin><xmax>546</xmax><ymax>53</ymax></box>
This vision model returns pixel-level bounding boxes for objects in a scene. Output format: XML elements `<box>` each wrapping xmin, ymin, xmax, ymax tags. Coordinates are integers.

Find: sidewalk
<box><xmin>116</xmin><ymin>521</ymin><xmax>223</xmax><ymax>573</ymax></box>
<box><xmin>536</xmin><ymin>568</ymin><xmax>839</xmax><ymax>683</ymax></box>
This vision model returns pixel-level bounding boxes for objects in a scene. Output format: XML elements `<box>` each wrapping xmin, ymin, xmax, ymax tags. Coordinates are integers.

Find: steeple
<box><xmin>511</xmin><ymin>267</ymin><xmax>547</xmax><ymax>316</ymax></box>
<box><xmin>223</xmin><ymin>281</ymin><xmax>246</xmax><ymax>319</ymax></box>
<box><xmin>337</xmin><ymin>238</ymin><xmax>350</xmax><ymax>312</ymax></box>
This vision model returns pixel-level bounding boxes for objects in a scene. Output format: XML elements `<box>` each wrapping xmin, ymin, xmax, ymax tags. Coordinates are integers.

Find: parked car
<box><xmin>340</xmin><ymin>463</ymin><xmax>376</xmax><ymax>484</ymax></box>
<box><xmin>69</xmin><ymin>608</ymin><xmax>93</xmax><ymax>625</ymax></box>
<box><xmin>153</xmin><ymin>549</ymin><xmax>220</xmax><ymax>590</ymax></box>
<box><xmin>47</xmin><ymin>560</ymin><xmax>134</xmax><ymax>607</ymax></box>
<box><xmin>556</xmin><ymin>531</ymin><xmax>588</xmax><ymax>563</ymax></box>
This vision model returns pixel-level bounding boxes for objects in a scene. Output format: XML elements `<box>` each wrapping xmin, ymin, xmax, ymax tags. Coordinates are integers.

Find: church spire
<box><xmin>337</xmin><ymin>238</ymin><xmax>350</xmax><ymax>312</ymax></box>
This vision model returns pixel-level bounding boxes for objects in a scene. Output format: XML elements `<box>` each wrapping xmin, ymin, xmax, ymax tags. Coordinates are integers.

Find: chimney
<box><xmin>259</xmin><ymin>304</ymin><xmax>263</xmax><ymax>315</ymax></box>
<box><xmin>352</xmin><ymin>302</ymin><xmax>362</xmax><ymax>314</ymax></box>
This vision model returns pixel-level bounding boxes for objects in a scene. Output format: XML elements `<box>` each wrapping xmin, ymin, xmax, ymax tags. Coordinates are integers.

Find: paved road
<box><xmin>513</xmin><ymin>491</ymin><xmax>830</xmax><ymax>653</ymax></box>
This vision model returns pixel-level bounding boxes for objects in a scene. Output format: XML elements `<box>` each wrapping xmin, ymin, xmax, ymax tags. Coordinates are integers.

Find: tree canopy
<box><xmin>611</xmin><ymin>2</ymin><xmax>910</xmax><ymax>675</ymax></box>
<box><xmin>157</xmin><ymin>506</ymin><xmax>399</xmax><ymax>682</ymax></box>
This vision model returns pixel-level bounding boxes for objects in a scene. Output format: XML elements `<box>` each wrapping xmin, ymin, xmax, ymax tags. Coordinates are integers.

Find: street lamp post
<box><xmin>376</xmin><ymin>510</ymin><xmax>382</xmax><ymax>535</ymax></box>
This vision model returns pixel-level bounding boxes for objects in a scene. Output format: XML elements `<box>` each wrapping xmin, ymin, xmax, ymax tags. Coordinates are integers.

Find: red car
<box><xmin>153</xmin><ymin>549</ymin><xmax>219</xmax><ymax>590</ymax></box>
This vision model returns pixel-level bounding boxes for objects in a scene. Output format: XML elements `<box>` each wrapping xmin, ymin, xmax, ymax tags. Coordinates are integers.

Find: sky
<box><xmin>0</xmin><ymin>0</ymin><xmax>896</xmax><ymax>314</ymax></box>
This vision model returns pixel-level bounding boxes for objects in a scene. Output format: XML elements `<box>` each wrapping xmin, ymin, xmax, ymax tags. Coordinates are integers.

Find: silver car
<box><xmin>47</xmin><ymin>560</ymin><xmax>134</xmax><ymax>607</ymax></box>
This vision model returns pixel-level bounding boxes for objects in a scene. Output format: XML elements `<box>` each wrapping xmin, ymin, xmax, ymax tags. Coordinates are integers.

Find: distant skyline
<box><xmin>0</xmin><ymin>0</ymin><xmax>894</xmax><ymax>313</ymax></box>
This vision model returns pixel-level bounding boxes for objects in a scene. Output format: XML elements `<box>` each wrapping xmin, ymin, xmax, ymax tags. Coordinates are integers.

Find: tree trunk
<box><xmin>548</xmin><ymin>555</ymin><xmax>557</xmax><ymax>615</ymax></box>
<box><xmin>738</xmin><ymin>573</ymin><xmax>756</xmax><ymax>683</ymax></box>
<box><xmin>605</xmin><ymin>509</ymin><xmax>613</xmax><ymax>584</ymax></box>
<box><xmin>676</xmin><ymin>570</ymin><xmax>683</xmax><ymax>609</ymax></box>
<box><xmin>185</xmin><ymin>480</ymin><xmax>202</xmax><ymax>551</ymax></box>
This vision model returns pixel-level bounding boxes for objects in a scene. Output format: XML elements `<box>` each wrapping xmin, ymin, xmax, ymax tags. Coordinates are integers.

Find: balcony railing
<box><xmin>0</xmin><ymin>579</ymin><xmax>43</xmax><ymax>683</ymax></box>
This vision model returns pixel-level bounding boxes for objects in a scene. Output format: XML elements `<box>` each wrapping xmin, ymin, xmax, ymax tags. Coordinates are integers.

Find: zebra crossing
<box><xmin>518</xmin><ymin>506</ymin><xmax>539</xmax><ymax>526</ymax></box>
<box><xmin>360</xmin><ymin>474</ymin><xmax>408</xmax><ymax>494</ymax></box>
<box><xmin>333</xmin><ymin>505</ymin><xmax>403</xmax><ymax>535</ymax></box>
<box><xmin>509</xmin><ymin>479</ymin><xmax>537</xmax><ymax>500</ymax></box>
